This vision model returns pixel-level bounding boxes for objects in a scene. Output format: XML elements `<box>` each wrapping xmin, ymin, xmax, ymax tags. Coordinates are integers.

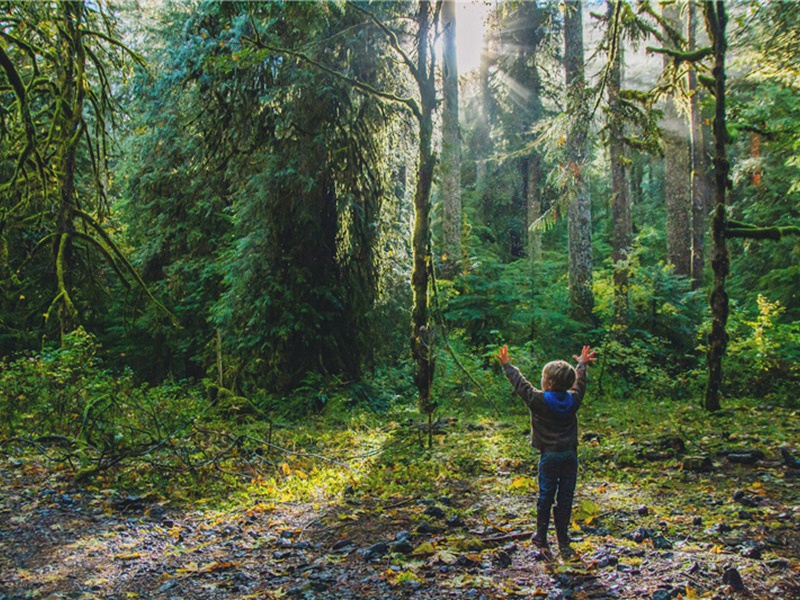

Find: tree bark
<box><xmin>688</xmin><ymin>0</ymin><xmax>710</xmax><ymax>289</ymax></box>
<box><xmin>704</xmin><ymin>0</ymin><xmax>729</xmax><ymax>412</ymax></box>
<box><xmin>476</xmin><ymin>36</ymin><xmax>492</xmax><ymax>225</ymax></box>
<box><xmin>409</xmin><ymin>1</ymin><xmax>437</xmax><ymax>420</ymax></box>
<box><xmin>663</xmin><ymin>2</ymin><xmax>692</xmax><ymax>278</ymax></box>
<box><xmin>564</xmin><ymin>0</ymin><xmax>594</xmax><ymax>323</ymax></box>
<box><xmin>607</xmin><ymin>4</ymin><xmax>630</xmax><ymax>330</ymax></box>
<box><xmin>518</xmin><ymin>2</ymin><xmax>545</xmax><ymax>266</ymax></box>
<box><xmin>527</xmin><ymin>155</ymin><xmax>542</xmax><ymax>263</ymax></box>
<box><xmin>55</xmin><ymin>1</ymin><xmax>87</xmax><ymax>338</ymax></box>
<box><xmin>440</xmin><ymin>0</ymin><xmax>461</xmax><ymax>277</ymax></box>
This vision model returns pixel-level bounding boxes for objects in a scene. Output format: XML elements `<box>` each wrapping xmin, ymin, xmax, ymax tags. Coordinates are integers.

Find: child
<box><xmin>497</xmin><ymin>344</ymin><xmax>597</xmax><ymax>557</ymax></box>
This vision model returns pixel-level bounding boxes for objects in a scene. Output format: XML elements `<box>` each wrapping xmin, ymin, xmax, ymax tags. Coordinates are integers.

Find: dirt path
<box><xmin>1</xmin><ymin>456</ymin><xmax>798</xmax><ymax>600</ymax></box>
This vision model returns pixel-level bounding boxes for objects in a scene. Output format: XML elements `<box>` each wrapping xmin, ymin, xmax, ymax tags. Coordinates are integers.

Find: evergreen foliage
<box><xmin>1</xmin><ymin>0</ymin><xmax>798</xmax><ymax>426</ymax></box>
<box><xmin>117</xmin><ymin>1</ymin><xmax>405</xmax><ymax>390</ymax></box>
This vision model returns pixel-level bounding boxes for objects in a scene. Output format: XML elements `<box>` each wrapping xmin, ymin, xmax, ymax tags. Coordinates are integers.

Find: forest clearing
<box><xmin>1</xmin><ymin>0</ymin><xmax>799</xmax><ymax>598</ymax></box>
<box><xmin>1</xmin><ymin>392</ymin><xmax>799</xmax><ymax>599</ymax></box>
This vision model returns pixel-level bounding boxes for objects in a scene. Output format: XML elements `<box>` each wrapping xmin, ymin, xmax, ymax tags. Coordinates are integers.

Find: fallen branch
<box><xmin>0</xmin><ymin>436</ymin><xmax>78</xmax><ymax>467</ymax></box>
<box><xmin>382</xmin><ymin>496</ymin><xmax>420</xmax><ymax>511</ymax></box>
<box><xmin>481</xmin><ymin>531</ymin><xmax>534</xmax><ymax>545</ymax></box>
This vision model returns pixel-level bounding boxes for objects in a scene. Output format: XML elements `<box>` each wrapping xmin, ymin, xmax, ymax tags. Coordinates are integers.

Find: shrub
<box><xmin>726</xmin><ymin>295</ymin><xmax>800</xmax><ymax>401</ymax></box>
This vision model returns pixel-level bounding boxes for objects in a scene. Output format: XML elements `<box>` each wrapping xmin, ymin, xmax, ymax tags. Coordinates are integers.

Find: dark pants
<box><xmin>537</xmin><ymin>450</ymin><xmax>578</xmax><ymax>540</ymax></box>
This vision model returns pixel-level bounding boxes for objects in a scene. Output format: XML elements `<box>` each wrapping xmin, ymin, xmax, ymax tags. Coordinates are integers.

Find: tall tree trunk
<box><xmin>608</xmin><ymin>4</ymin><xmax>630</xmax><ymax>330</ymax></box>
<box><xmin>688</xmin><ymin>0</ymin><xmax>709</xmax><ymax>289</ymax></box>
<box><xmin>55</xmin><ymin>2</ymin><xmax>87</xmax><ymax>338</ymax></box>
<box><xmin>440</xmin><ymin>0</ymin><xmax>461</xmax><ymax>277</ymax></box>
<box><xmin>527</xmin><ymin>155</ymin><xmax>542</xmax><ymax>263</ymax></box>
<box><xmin>519</xmin><ymin>2</ymin><xmax>545</xmax><ymax>265</ymax></box>
<box><xmin>476</xmin><ymin>36</ymin><xmax>492</xmax><ymax>224</ymax></box>
<box><xmin>704</xmin><ymin>0</ymin><xmax>729</xmax><ymax>412</ymax></box>
<box><xmin>631</xmin><ymin>149</ymin><xmax>644</xmax><ymax>207</ymax></box>
<box><xmin>564</xmin><ymin>0</ymin><xmax>594</xmax><ymax>322</ymax></box>
<box><xmin>410</xmin><ymin>1</ymin><xmax>437</xmax><ymax>424</ymax></box>
<box><xmin>663</xmin><ymin>2</ymin><xmax>692</xmax><ymax>277</ymax></box>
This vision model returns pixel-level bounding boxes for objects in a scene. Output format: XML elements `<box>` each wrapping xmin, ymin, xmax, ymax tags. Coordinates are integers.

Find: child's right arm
<box><xmin>497</xmin><ymin>345</ymin><xmax>542</xmax><ymax>410</ymax></box>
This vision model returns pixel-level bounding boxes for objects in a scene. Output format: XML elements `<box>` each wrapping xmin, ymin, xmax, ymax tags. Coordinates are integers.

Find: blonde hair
<box><xmin>542</xmin><ymin>360</ymin><xmax>576</xmax><ymax>391</ymax></box>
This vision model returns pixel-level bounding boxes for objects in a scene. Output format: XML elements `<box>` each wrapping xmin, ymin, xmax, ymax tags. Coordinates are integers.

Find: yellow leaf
<box><xmin>572</xmin><ymin>500</ymin><xmax>600</xmax><ymax>524</ymax></box>
<box><xmin>204</xmin><ymin>561</ymin><xmax>235</xmax><ymax>573</ymax></box>
<box><xmin>412</xmin><ymin>542</ymin><xmax>436</xmax><ymax>556</ymax></box>
<box><xmin>509</xmin><ymin>476</ymin><xmax>534</xmax><ymax>491</ymax></box>
<box><xmin>464</xmin><ymin>552</ymin><xmax>483</xmax><ymax>563</ymax></box>
<box><xmin>680</xmin><ymin>586</ymin><xmax>700</xmax><ymax>600</ymax></box>
<box><xmin>177</xmin><ymin>561</ymin><xmax>200</xmax><ymax>573</ymax></box>
<box><xmin>280</xmin><ymin>463</ymin><xmax>292</xmax><ymax>476</ymax></box>
<box><xmin>115</xmin><ymin>552</ymin><xmax>140</xmax><ymax>560</ymax></box>
<box><xmin>248</xmin><ymin>502</ymin><xmax>276</xmax><ymax>514</ymax></box>
<box><xmin>385</xmin><ymin>569</ymin><xmax>423</xmax><ymax>585</ymax></box>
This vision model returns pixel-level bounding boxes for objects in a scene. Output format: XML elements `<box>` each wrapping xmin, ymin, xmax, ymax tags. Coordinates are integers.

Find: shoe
<box><xmin>553</xmin><ymin>506</ymin><xmax>573</xmax><ymax>558</ymax></box>
<box><xmin>531</xmin><ymin>509</ymin><xmax>551</xmax><ymax>548</ymax></box>
<box><xmin>531</xmin><ymin>531</ymin><xmax>549</xmax><ymax>549</ymax></box>
<box><xmin>558</xmin><ymin>543</ymin><xmax>575</xmax><ymax>559</ymax></box>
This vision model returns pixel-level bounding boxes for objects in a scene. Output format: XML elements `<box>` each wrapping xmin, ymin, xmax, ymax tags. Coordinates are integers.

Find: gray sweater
<box><xmin>503</xmin><ymin>361</ymin><xmax>588</xmax><ymax>452</ymax></box>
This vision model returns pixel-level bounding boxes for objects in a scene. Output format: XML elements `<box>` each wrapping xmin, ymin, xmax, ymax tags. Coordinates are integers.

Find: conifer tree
<box><xmin>440</xmin><ymin>0</ymin><xmax>462</xmax><ymax>277</ymax></box>
<box><xmin>606</xmin><ymin>2</ymin><xmax>631</xmax><ymax>330</ymax></box>
<box><xmin>662</xmin><ymin>1</ymin><xmax>692</xmax><ymax>278</ymax></box>
<box><xmin>564</xmin><ymin>0</ymin><xmax>594</xmax><ymax>322</ymax></box>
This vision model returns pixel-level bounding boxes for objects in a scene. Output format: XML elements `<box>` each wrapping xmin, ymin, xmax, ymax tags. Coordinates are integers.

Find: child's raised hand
<box><xmin>497</xmin><ymin>344</ymin><xmax>511</xmax><ymax>365</ymax></box>
<box><xmin>573</xmin><ymin>345</ymin><xmax>597</xmax><ymax>364</ymax></box>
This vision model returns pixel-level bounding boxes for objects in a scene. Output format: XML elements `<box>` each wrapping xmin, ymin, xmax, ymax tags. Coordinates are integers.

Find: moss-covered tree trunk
<box><xmin>54</xmin><ymin>2</ymin><xmax>87</xmax><ymax>338</ymax></box>
<box><xmin>410</xmin><ymin>1</ymin><xmax>437</xmax><ymax>425</ymax></box>
<box><xmin>704</xmin><ymin>0</ymin><xmax>729</xmax><ymax>412</ymax></box>
<box><xmin>440</xmin><ymin>0</ymin><xmax>461</xmax><ymax>278</ymax></box>
<box><xmin>564</xmin><ymin>0</ymin><xmax>593</xmax><ymax>323</ymax></box>
<box><xmin>608</xmin><ymin>9</ymin><xmax>630</xmax><ymax>330</ymax></box>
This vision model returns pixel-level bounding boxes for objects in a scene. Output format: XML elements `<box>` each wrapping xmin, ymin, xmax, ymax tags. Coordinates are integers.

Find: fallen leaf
<box><xmin>114</xmin><ymin>552</ymin><xmax>140</xmax><ymax>560</ymax></box>
<box><xmin>412</xmin><ymin>542</ymin><xmax>436</xmax><ymax>556</ymax></box>
<box><xmin>432</xmin><ymin>549</ymin><xmax>458</xmax><ymax>564</ymax></box>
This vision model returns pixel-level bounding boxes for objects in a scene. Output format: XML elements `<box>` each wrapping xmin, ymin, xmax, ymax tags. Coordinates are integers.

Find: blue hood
<box><xmin>543</xmin><ymin>391</ymin><xmax>576</xmax><ymax>417</ymax></box>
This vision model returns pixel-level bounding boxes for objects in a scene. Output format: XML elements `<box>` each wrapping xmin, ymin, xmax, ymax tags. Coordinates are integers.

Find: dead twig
<box><xmin>481</xmin><ymin>531</ymin><xmax>534</xmax><ymax>545</ymax></box>
<box><xmin>0</xmin><ymin>436</ymin><xmax>78</xmax><ymax>467</ymax></box>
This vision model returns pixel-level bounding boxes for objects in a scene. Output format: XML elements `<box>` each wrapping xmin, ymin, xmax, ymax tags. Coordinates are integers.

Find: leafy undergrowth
<box><xmin>1</xmin><ymin>394</ymin><xmax>798</xmax><ymax>599</ymax></box>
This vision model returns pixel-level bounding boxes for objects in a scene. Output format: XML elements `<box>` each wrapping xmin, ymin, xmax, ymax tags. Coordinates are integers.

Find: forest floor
<box><xmin>1</xmin><ymin>399</ymin><xmax>799</xmax><ymax>600</ymax></box>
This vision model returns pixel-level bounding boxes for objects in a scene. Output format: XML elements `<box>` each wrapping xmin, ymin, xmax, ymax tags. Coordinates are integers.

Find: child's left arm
<box><xmin>569</xmin><ymin>346</ymin><xmax>597</xmax><ymax>409</ymax></box>
<box><xmin>573</xmin><ymin>346</ymin><xmax>597</xmax><ymax>366</ymax></box>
